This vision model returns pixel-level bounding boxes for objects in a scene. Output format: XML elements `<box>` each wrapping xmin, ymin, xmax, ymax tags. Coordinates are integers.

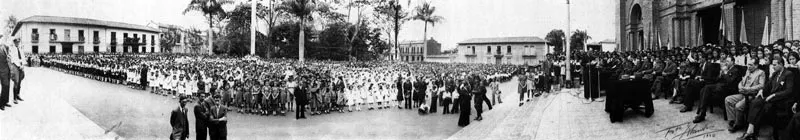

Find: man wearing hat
<box><xmin>170</xmin><ymin>95</ymin><xmax>190</xmax><ymax>140</ymax></box>
<box><xmin>0</xmin><ymin>35</ymin><xmax>12</xmax><ymax>110</ymax></box>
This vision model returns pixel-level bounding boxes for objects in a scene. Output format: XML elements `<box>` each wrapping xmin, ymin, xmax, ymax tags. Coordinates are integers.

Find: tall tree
<box><xmin>545</xmin><ymin>29</ymin><xmax>565</xmax><ymax>53</ymax></box>
<box><xmin>412</xmin><ymin>1</ymin><xmax>443</xmax><ymax>60</ymax></box>
<box><xmin>256</xmin><ymin>0</ymin><xmax>287</xmax><ymax>58</ymax></box>
<box><xmin>182</xmin><ymin>0</ymin><xmax>234</xmax><ymax>54</ymax></box>
<box><xmin>570</xmin><ymin>29</ymin><xmax>590</xmax><ymax>51</ymax></box>
<box><xmin>4</xmin><ymin>15</ymin><xmax>18</xmax><ymax>35</ymax></box>
<box><xmin>374</xmin><ymin>0</ymin><xmax>409</xmax><ymax>61</ymax></box>
<box><xmin>225</xmin><ymin>4</ymin><xmax>254</xmax><ymax>56</ymax></box>
<box><xmin>279</xmin><ymin>0</ymin><xmax>332</xmax><ymax>62</ymax></box>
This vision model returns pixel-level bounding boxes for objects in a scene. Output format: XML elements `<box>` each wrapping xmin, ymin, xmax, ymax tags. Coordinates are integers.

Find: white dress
<box><xmin>345</xmin><ymin>88</ymin><xmax>355</xmax><ymax>106</ymax></box>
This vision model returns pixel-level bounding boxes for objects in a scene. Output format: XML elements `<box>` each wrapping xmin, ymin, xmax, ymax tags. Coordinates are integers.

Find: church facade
<box><xmin>619</xmin><ymin>0</ymin><xmax>800</xmax><ymax>51</ymax></box>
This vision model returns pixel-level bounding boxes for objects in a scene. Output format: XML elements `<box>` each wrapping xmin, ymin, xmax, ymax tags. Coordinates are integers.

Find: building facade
<box><xmin>398</xmin><ymin>38</ymin><xmax>441</xmax><ymax>62</ymax></box>
<box><xmin>151</xmin><ymin>22</ymin><xmax>208</xmax><ymax>54</ymax></box>
<box><xmin>619</xmin><ymin>0</ymin><xmax>800</xmax><ymax>51</ymax></box>
<box><xmin>11</xmin><ymin>16</ymin><xmax>160</xmax><ymax>54</ymax></box>
<box><xmin>454</xmin><ymin>36</ymin><xmax>547</xmax><ymax>65</ymax></box>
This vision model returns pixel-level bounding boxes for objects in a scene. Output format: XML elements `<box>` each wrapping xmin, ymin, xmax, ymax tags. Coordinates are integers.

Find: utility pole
<box><xmin>251</xmin><ymin>0</ymin><xmax>257</xmax><ymax>56</ymax></box>
<box><xmin>565</xmin><ymin>0</ymin><xmax>572</xmax><ymax>84</ymax></box>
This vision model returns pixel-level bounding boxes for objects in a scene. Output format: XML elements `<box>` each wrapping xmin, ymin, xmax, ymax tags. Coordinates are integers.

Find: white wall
<box><xmin>15</xmin><ymin>22</ymin><xmax>160</xmax><ymax>54</ymax></box>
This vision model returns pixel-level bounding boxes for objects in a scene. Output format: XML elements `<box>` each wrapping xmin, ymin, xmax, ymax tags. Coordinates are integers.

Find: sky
<box><xmin>395</xmin><ymin>0</ymin><xmax>619</xmax><ymax>50</ymax></box>
<box><xmin>0</xmin><ymin>0</ymin><xmax>243</xmax><ymax>31</ymax></box>
<box><xmin>1</xmin><ymin>0</ymin><xmax>618</xmax><ymax>50</ymax></box>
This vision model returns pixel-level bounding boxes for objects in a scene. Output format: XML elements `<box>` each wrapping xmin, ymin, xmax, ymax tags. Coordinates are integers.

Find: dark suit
<box><xmin>193</xmin><ymin>101</ymin><xmax>209</xmax><ymax>140</ymax></box>
<box><xmin>684</xmin><ymin>62</ymin><xmax>720</xmax><ymax>108</ymax></box>
<box><xmin>295</xmin><ymin>87</ymin><xmax>307</xmax><ymax>118</ymax></box>
<box><xmin>403</xmin><ymin>81</ymin><xmax>413</xmax><ymax>109</ymax></box>
<box><xmin>0</xmin><ymin>45</ymin><xmax>10</xmax><ymax>107</ymax></box>
<box><xmin>748</xmin><ymin>69</ymin><xmax>794</xmax><ymax>133</ymax></box>
<box><xmin>697</xmin><ymin>66</ymin><xmax>741</xmax><ymax>117</ymax></box>
<box><xmin>208</xmin><ymin>104</ymin><xmax>227</xmax><ymax>140</ymax></box>
<box><xmin>170</xmin><ymin>107</ymin><xmax>190</xmax><ymax>140</ymax></box>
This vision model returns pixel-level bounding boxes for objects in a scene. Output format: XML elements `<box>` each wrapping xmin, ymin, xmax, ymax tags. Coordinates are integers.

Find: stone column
<box><xmin>794</xmin><ymin>0</ymin><xmax>800</xmax><ymax>40</ymax></box>
<box><xmin>786</xmin><ymin>0</ymin><xmax>793</xmax><ymax>40</ymax></box>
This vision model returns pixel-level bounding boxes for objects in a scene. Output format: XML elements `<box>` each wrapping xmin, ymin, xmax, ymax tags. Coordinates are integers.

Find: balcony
<box><xmin>32</xmin><ymin>40</ymin><xmax>39</xmax><ymax>43</ymax></box>
<box><xmin>93</xmin><ymin>40</ymin><xmax>101</xmax><ymax>44</ymax></box>
<box><xmin>464</xmin><ymin>54</ymin><xmax>477</xmax><ymax>57</ymax></box>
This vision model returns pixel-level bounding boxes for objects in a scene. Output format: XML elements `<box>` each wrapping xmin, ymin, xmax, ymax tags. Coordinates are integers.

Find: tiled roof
<box><xmin>12</xmin><ymin>15</ymin><xmax>160</xmax><ymax>35</ymax></box>
<box><xmin>458</xmin><ymin>36</ymin><xmax>546</xmax><ymax>45</ymax></box>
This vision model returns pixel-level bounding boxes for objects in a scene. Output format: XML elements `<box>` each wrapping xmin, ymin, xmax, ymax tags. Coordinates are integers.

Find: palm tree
<box><xmin>412</xmin><ymin>1</ymin><xmax>443</xmax><ymax>61</ymax></box>
<box><xmin>183</xmin><ymin>0</ymin><xmax>234</xmax><ymax>54</ymax></box>
<box><xmin>279</xmin><ymin>0</ymin><xmax>330</xmax><ymax>63</ymax></box>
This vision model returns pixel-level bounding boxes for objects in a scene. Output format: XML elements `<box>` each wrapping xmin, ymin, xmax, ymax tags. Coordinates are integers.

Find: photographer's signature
<box><xmin>655</xmin><ymin>122</ymin><xmax>724</xmax><ymax>140</ymax></box>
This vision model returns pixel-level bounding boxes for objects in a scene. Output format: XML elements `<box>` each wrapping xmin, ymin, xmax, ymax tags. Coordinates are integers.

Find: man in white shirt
<box><xmin>9</xmin><ymin>38</ymin><xmax>25</xmax><ymax>104</ymax></box>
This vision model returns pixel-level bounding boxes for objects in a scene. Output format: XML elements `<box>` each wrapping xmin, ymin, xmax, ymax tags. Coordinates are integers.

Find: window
<box><xmin>78</xmin><ymin>46</ymin><xmax>84</xmax><ymax>54</ymax></box>
<box><xmin>49</xmin><ymin>29</ymin><xmax>57</xmax><ymax>41</ymax></box>
<box><xmin>78</xmin><ymin>30</ymin><xmax>84</xmax><ymax>42</ymax></box>
<box><xmin>31</xmin><ymin>29</ymin><xmax>39</xmax><ymax>42</ymax></box>
<box><xmin>49</xmin><ymin>46</ymin><xmax>56</xmax><ymax>53</ymax></box>
<box><xmin>151</xmin><ymin>35</ymin><xmax>155</xmax><ymax>45</ymax></box>
<box><xmin>497</xmin><ymin>46</ymin><xmax>501</xmax><ymax>55</ymax></box>
<box><xmin>507</xmin><ymin>46</ymin><xmax>512</xmax><ymax>54</ymax></box>
<box><xmin>471</xmin><ymin>46</ymin><xmax>476</xmax><ymax>54</ymax></box>
<box><xmin>487</xmin><ymin>46</ymin><xmax>491</xmax><ymax>54</ymax></box>
<box><xmin>151</xmin><ymin>47</ymin><xmax>155</xmax><ymax>53</ymax></box>
<box><xmin>143</xmin><ymin>35</ymin><xmax>147</xmax><ymax>45</ymax></box>
<box><xmin>93</xmin><ymin>31</ymin><xmax>99</xmax><ymax>43</ymax></box>
<box><xmin>111</xmin><ymin>45</ymin><xmax>117</xmax><ymax>52</ymax></box>
<box><xmin>134</xmin><ymin>34</ymin><xmax>138</xmax><ymax>43</ymax></box>
<box><xmin>64</xmin><ymin>29</ymin><xmax>70</xmax><ymax>41</ymax></box>
<box><xmin>93</xmin><ymin>46</ymin><xmax>99</xmax><ymax>53</ymax></box>
<box><xmin>111</xmin><ymin>32</ymin><xmax>117</xmax><ymax>44</ymax></box>
<box><xmin>32</xmin><ymin>46</ymin><xmax>38</xmax><ymax>54</ymax></box>
<box><xmin>177</xmin><ymin>34</ymin><xmax>181</xmax><ymax>43</ymax></box>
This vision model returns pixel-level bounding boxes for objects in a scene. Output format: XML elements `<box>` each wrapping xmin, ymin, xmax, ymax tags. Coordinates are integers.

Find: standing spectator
<box><xmin>170</xmin><ymin>96</ymin><xmax>190</xmax><ymax>140</ymax></box>
<box><xmin>208</xmin><ymin>95</ymin><xmax>228</xmax><ymax>140</ymax></box>
<box><xmin>194</xmin><ymin>95</ymin><xmax>210</xmax><ymax>140</ymax></box>
<box><xmin>9</xmin><ymin>38</ymin><xmax>25</xmax><ymax>104</ymax></box>
<box><xmin>0</xmin><ymin>35</ymin><xmax>12</xmax><ymax>110</ymax></box>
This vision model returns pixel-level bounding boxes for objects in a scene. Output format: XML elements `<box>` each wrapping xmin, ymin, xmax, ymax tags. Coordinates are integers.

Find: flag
<box><xmin>761</xmin><ymin>16</ymin><xmax>770</xmax><ymax>45</ymax></box>
<box><xmin>739</xmin><ymin>11</ymin><xmax>749</xmax><ymax>44</ymax></box>
<box><xmin>719</xmin><ymin>6</ymin><xmax>725</xmax><ymax>46</ymax></box>
<box><xmin>698</xmin><ymin>18</ymin><xmax>704</xmax><ymax>46</ymax></box>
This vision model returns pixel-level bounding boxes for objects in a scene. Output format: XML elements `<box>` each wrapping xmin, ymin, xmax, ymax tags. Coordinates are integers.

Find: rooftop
<box><xmin>12</xmin><ymin>15</ymin><xmax>160</xmax><ymax>36</ymax></box>
<box><xmin>458</xmin><ymin>36</ymin><xmax>546</xmax><ymax>45</ymax></box>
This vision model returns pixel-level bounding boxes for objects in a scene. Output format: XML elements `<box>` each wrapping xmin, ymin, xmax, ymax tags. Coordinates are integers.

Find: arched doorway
<box><xmin>629</xmin><ymin>4</ymin><xmax>643</xmax><ymax>51</ymax></box>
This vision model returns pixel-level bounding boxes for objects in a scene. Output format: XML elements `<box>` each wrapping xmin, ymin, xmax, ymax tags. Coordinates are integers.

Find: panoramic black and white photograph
<box><xmin>1</xmin><ymin>0</ymin><xmax>799</xmax><ymax>139</ymax></box>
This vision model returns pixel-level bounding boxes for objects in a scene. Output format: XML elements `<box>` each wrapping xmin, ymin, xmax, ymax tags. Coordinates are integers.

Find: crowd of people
<box><xmin>563</xmin><ymin>40</ymin><xmax>800</xmax><ymax>140</ymax></box>
<box><xmin>36</xmin><ymin>53</ymin><xmax>519</xmax><ymax>123</ymax></box>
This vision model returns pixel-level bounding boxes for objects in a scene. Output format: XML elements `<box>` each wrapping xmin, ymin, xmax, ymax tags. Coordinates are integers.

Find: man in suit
<box><xmin>170</xmin><ymin>96</ymin><xmax>190</xmax><ymax>140</ymax></box>
<box><xmin>208</xmin><ymin>94</ymin><xmax>228</xmax><ymax>140</ymax></box>
<box><xmin>194</xmin><ymin>94</ymin><xmax>210</xmax><ymax>140</ymax></box>
<box><xmin>693</xmin><ymin>57</ymin><xmax>742</xmax><ymax>123</ymax></box>
<box><xmin>403</xmin><ymin>78</ymin><xmax>413</xmax><ymax>109</ymax></box>
<box><xmin>294</xmin><ymin>81</ymin><xmax>308</xmax><ymax>119</ymax></box>
<box><xmin>740</xmin><ymin>57</ymin><xmax>794</xmax><ymax>140</ymax></box>
<box><xmin>9</xmin><ymin>38</ymin><xmax>25</xmax><ymax>104</ymax></box>
<box><xmin>681</xmin><ymin>55</ymin><xmax>720</xmax><ymax>112</ymax></box>
<box><xmin>0</xmin><ymin>35</ymin><xmax>11</xmax><ymax>110</ymax></box>
<box><xmin>725</xmin><ymin>60</ymin><xmax>764</xmax><ymax>132</ymax></box>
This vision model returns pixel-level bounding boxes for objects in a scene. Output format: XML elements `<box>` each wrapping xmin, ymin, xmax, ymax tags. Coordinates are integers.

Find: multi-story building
<box><xmin>11</xmin><ymin>15</ymin><xmax>160</xmax><ymax>54</ymax></box>
<box><xmin>150</xmin><ymin>22</ymin><xmax>208</xmax><ymax>54</ymax></box>
<box><xmin>398</xmin><ymin>38</ymin><xmax>441</xmax><ymax>62</ymax></box>
<box><xmin>454</xmin><ymin>36</ymin><xmax>547</xmax><ymax>65</ymax></box>
<box><xmin>619</xmin><ymin>0</ymin><xmax>800</xmax><ymax>51</ymax></box>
